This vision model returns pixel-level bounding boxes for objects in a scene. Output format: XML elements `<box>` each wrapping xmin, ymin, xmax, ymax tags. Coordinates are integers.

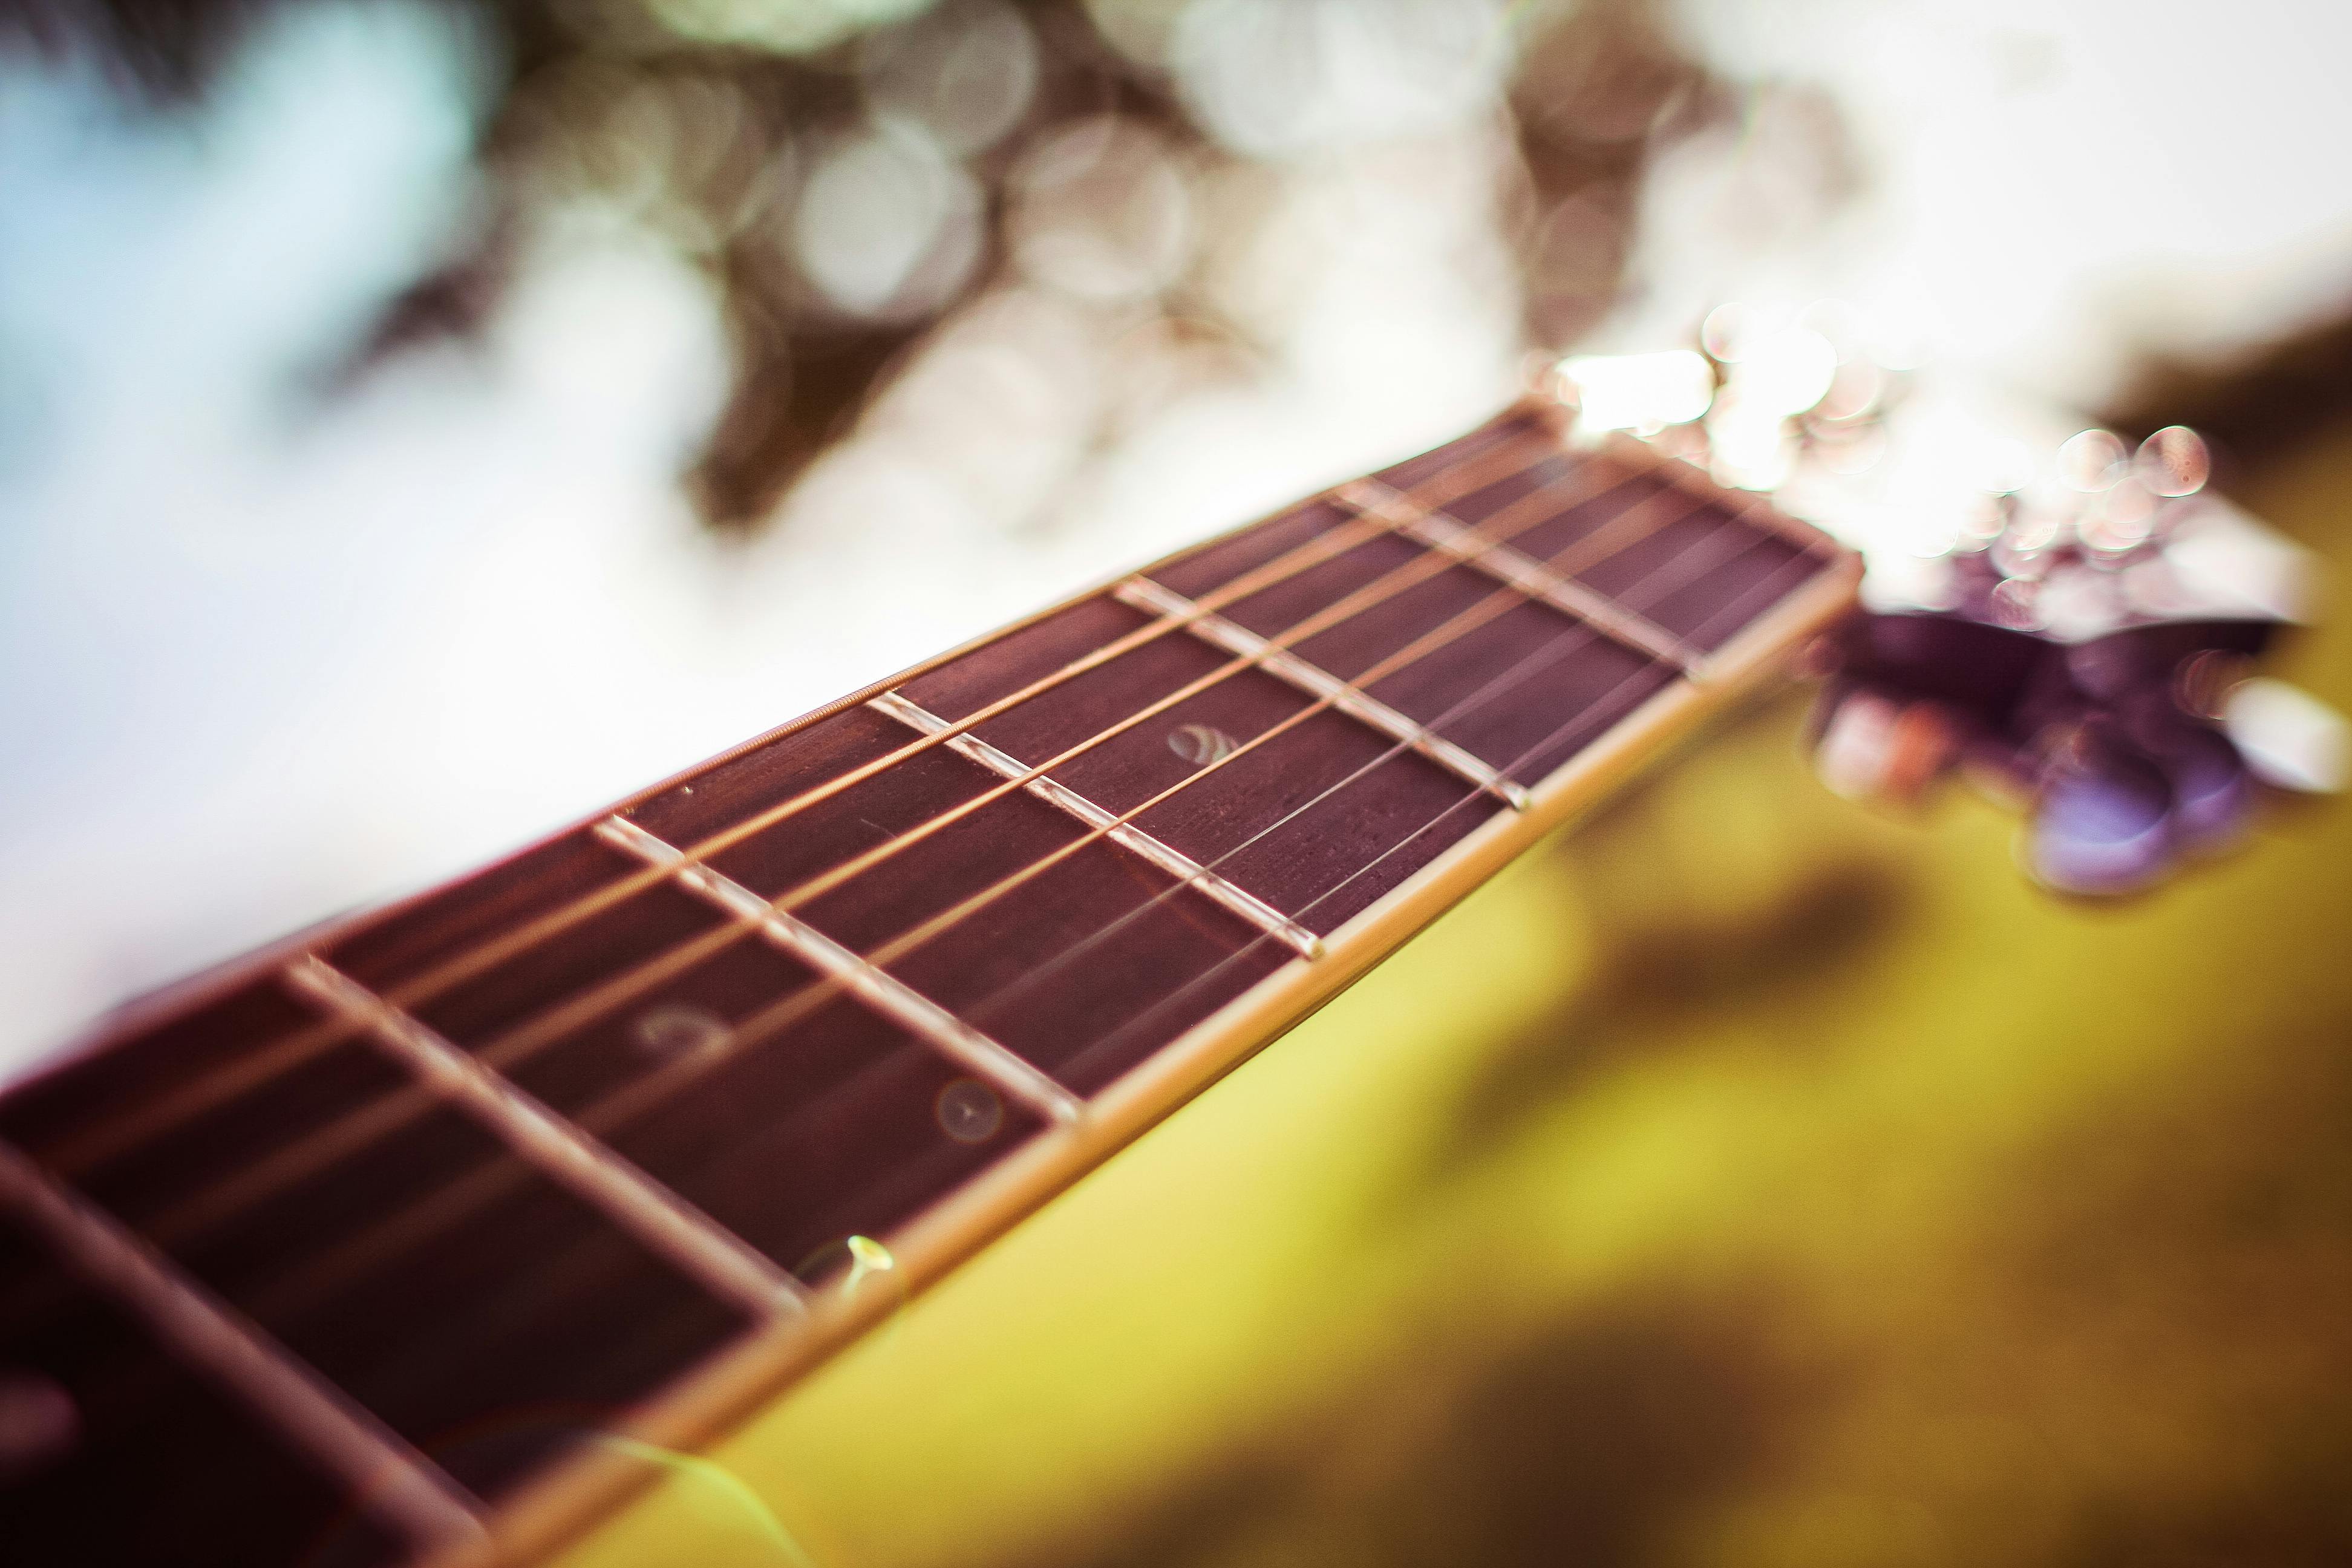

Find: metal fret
<box><xmin>284</xmin><ymin>956</ymin><xmax>806</xmax><ymax>1318</ymax></box>
<box><xmin>0</xmin><ymin>1137</ymin><xmax>489</xmax><ymax>1555</ymax></box>
<box><xmin>1111</xmin><ymin>575</ymin><xmax>1534</xmax><ymax>811</ymax></box>
<box><xmin>1333</xmin><ymin>476</ymin><xmax>1714</xmax><ymax>679</ymax></box>
<box><xmin>592</xmin><ymin>816</ymin><xmax>1085</xmax><ymax>1126</ymax></box>
<box><xmin>866</xmin><ymin>690</ymin><xmax>1326</xmax><ymax>961</ymax></box>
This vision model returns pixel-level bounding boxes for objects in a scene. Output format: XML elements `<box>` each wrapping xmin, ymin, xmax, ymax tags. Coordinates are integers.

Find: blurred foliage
<box><xmin>7</xmin><ymin>0</ymin><xmax>1767</xmax><ymax>529</ymax></box>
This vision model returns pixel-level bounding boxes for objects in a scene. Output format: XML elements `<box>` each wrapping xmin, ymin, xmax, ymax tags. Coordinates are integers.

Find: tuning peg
<box><xmin>1603</xmin><ymin>306</ymin><xmax>2328</xmax><ymax>898</ymax></box>
<box><xmin>2221</xmin><ymin>677</ymin><xmax>2349</xmax><ymax>794</ymax></box>
<box><xmin>2147</xmin><ymin>714</ymin><xmax>2256</xmax><ymax>850</ymax></box>
<box><xmin>2024</xmin><ymin>724</ymin><xmax>2180</xmax><ymax>895</ymax></box>
<box><xmin>1809</xmin><ymin>681</ymin><xmax>1963</xmax><ymax>806</ymax></box>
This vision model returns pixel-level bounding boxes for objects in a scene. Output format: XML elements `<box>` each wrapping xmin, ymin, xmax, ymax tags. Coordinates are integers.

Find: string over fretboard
<box><xmin>0</xmin><ymin>400</ymin><xmax>1857</xmax><ymax>1568</ymax></box>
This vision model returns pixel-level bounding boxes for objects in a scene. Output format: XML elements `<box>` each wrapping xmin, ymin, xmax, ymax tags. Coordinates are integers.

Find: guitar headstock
<box><xmin>1552</xmin><ymin>310</ymin><xmax>2346</xmax><ymax>895</ymax></box>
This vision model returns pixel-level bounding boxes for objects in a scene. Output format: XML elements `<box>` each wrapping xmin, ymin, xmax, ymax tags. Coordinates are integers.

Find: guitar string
<box><xmin>164</xmin><ymin>480</ymin><xmax>1797</xmax><ymax>1326</ymax></box>
<box><xmin>40</xmin><ymin>416</ymin><xmax>1567</xmax><ymax>1181</ymax></box>
<box><xmin>106</xmin><ymin>446</ymin><xmax>1702</xmax><ymax>1277</ymax></box>
<box><xmin>1042</xmin><ymin>543</ymin><xmax>1831</xmax><ymax>1079</ymax></box>
<box><xmin>953</xmin><ymin>511</ymin><xmax>1806</xmax><ymax>1037</ymax></box>
<box><xmin>593</xmin><ymin>452</ymin><xmax>1681</xmax><ymax>932</ymax></box>
<box><xmin>0</xmin><ymin>511</ymin><xmax>1822</xmax><ymax>1495</ymax></box>
<box><xmin>696</xmin><ymin>495</ymin><xmax>1785</xmax><ymax>1082</ymax></box>
<box><xmin>42</xmin><ymin>423</ymin><xmax>1650</xmax><ymax>1218</ymax></box>
<box><xmin>0</xmin><ymin>442</ymin><xmax>1799</xmax><ymax>1368</ymax></box>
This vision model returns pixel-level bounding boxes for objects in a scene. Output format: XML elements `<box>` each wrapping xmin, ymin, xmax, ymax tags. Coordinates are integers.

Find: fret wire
<box><xmin>82</xmin><ymin>455</ymin><xmax>1788</xmax><ymax>1334</ymax></box>
<box><xmin>26</xmin><ymin>478</ymin><xmax>1390</xmax><ymax>1183</ymax></box>
<box><xmin>1114</xmin><ymin>576</ymin><xmax>1534</xmax><ymax>810</ymax></box>
<box><xmin>45</xmin><ymin>428</ymin><xmax>1632</xmax><ymax>1256</ymax></box>
<box><xmin>957</xmin><ymin>495</ymin><xmax>1778</xmax><ymax>1039</ymax></box>
<box><xmin>472</xmin><ymin>656</ymin><xmax>1403</xmax><ymax>1240</ymax></box>
<box><xmin>592</xmin><ymin>816</ymin><xmax>1086</xmax><ymax>1128</ymax></box>
<box><xmin>866</xmin><ymin>690</ymin><xmax>1325</xmax><ymax>959</ymax></box>
<box><xmin>863</xmin><ymin>517</ymin><xmax>1713</xmax><ymax>1003</ymax></box>
<box><xmin>30</xmin><ymin>420</ymin><xmax>1567</xmax><ymax>1185</ymax></box>
<box><xmin>128</xmin><ymin>921</ymin><xmax>770</xmax><ymax>1266</ymax></box>
<box><xmin>1045</xmin><ymin>601</ymin><xmax>1726</xmax><ymax>1073</ymax></box>
<box><xmin>636</xmin><ymin>456</ymin><xmax>1658</xmax><ymax>937</ymax></box>
<box><xmin>1067</xmin><ymin>510</ymin><xmax>1824</xmax><ymax>1066</ymax></box>
<box><xmin>36</xmin><ymin>431</ymin><xmax>1587</xmax><ymax>1316</ymax></box>
<box><xmin>1335</xmin><ymin>476</ymin><xmax>1711</xmax><ymax>676</ymax></box>
<box><xmin>22</xmin><ymin>425</ymin><xmax>1679</xmax><ymax>1298</ymax></box>
<box><xmin>0</xmin><ymin>1137</ymin><xmax>491</xmax><ymax>1555</ymax></box>
<box><xmin>721</xmin><ymin>690</ymin><xmax>1344</xmax><ymax>1037</ymax></box>
<box><xmin>129</xmin><ymin>449</ymin><xmax>1698</xmax><ymax>1312</ymax></box>
<box><xmin>408</xmin><ymin>466</ymin><xmax>1712</xmax><ymax>1239</ymax></box>
<box><xmin>226</xmin><ymin>443</ymin><xmax>1678</xmax><ymax>1201</ymax></box>
<box><xmin>284</xmin><ymin>956</ymin><xmax>808</xmax><ymax>1318</ymax></box>
<box><xmin>121</xmin><ymin>915</ymin><xmax>760</xmax><ymax>1264</ymax></box>
<box><xmin>344</xmin><ymin>428</ymin><xmax>1547</xmax><ymax>1008</ymax></box>
<box><xmin>500</xmin><ymin>522</ymin><xmax>1692</xmax><ymax>1164</ymax></box>
<box><xmin>244</xmin><ymin>516</ymin><xmax>1815</xmax><ymax>1336</ymax></box>
<box><xmin>441</xmin><ymin>494</ymin><xmax>1725</xmax><ymax>1238</ymax></box>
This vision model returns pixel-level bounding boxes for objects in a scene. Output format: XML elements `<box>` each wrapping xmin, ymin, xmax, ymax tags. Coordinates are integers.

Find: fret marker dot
<box><xmin>935</xmin><ymin>1077</ymin><xmax>1004</xmax><ymax>1143</ymax></box>
<box><xmin>0</xmin><ymin>1369</ymin><xmax>79</xmax><ymax>1481</ymax></box>
<box><xmin>1168</xmin><ymin>723</ymin><xmax>1239</xmax><ymax>767</ymax></box>
<box><xmin>633</xmin><ymin>1004</ymin><xmax>730</xmax><ymax>1058</ymax></box>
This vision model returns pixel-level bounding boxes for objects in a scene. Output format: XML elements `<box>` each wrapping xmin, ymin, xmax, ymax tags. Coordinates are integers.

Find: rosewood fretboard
<box><xmin>0</xmin><ymin>400</ymin><xmax>1858</xmax><ymax>1567</ymax></box>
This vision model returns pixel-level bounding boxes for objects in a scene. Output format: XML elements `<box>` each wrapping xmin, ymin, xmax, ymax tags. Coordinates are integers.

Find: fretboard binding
<box><xmin>1112</xmin><ymin>577</ymin><xmax>1533</xmax><ymax>812</ymax></box>
<box><xmin>1333</xmin><ymin>477</ymin><xmax>1713</xmax><ymax>678</ymax></box>
<box><xmin>0</xmin><ymin>1137</ymin><xmax>489</xmax><ymax>1555</ymax></box>
<box><xmin>866</xmin><ymin>690</ymin><xmax>1327</xmax><ymax>962</ymax></box>
<box><xmin>284</xmin><ymin>956</ymin><xmax>807</xmax><ymax>1319</ymax></box>
<box><xmin>592</xmin><ymin>817</ymin><xmax>1085</xmax><ymax>1127</ymax></box>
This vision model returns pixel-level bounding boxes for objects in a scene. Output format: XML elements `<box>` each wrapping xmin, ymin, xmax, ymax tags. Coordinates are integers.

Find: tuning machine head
<box><xmin>1552</xmin><ymin>314</ymin><xmax>2344</xmax><ymax>897</ymax></box>
<box><xmin>1798</xmin><ymin>409</ymin><xmax>2341</xmax><ymax>895</ymax></box>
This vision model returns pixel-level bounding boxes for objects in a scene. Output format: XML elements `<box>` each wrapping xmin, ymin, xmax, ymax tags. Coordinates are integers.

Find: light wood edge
<box><xmin>451</xmin><ymin>514</ymin><xmax>1864</xmax><ymax>1568</ymax></box>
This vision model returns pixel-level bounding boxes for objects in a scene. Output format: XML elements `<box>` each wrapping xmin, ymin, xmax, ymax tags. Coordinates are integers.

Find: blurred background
<box><xmin>4</xmin><ymin>1</ymin><xmax>2351</xmax><ymax>1563</ymax></box>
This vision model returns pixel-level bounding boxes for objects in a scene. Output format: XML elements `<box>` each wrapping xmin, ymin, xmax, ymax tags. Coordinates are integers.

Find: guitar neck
<box><xmin>0</xmin><ymin>397</ymin><xmax>1858</xmax><ymax>1567</ymax></box>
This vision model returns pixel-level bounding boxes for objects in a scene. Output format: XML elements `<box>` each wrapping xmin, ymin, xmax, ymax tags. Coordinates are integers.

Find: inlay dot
<box><xmin>633</xmin><ymin>1003</ymin><xmax>730</xmax><ymax>1058</ymax></box>
<box><xmin>934</xmin><ymin>1077</ymin><xmax>1004</xmax><ymax>1143</ymax></box>
<box><xmin>0</xmin><ymin>1368</ymin><xmax>79</xmax><ymax>1481</ymax></box>
<box><xmin>1168</xmin><ymin>723</ymin><xmax>1239</xmax><ymax>766</ymax></box>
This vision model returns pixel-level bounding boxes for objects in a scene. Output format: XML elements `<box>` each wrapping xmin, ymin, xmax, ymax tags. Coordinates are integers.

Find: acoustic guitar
<box><xmin>0</xmin><ymin>346</ymin><xmax>2327</xmax><ymax>1566</ymax></box>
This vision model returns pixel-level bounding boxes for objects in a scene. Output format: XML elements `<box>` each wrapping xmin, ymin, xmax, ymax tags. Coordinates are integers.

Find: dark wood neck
<box><xmin>0</xmin><ymin>399</ymin><xmax>1858</xmax><ymax>1567</ymax></box>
